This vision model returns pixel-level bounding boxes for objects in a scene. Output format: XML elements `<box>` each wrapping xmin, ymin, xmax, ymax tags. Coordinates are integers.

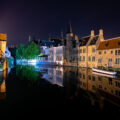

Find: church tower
<box><xmin>66</xmin><ymin>23</ymin><xmax>73</xmax><ymax>46</ymax></box>
<box><xmin>65</xmin><ymin>22</ymin><xmax>74</xmax><ymax>47</ymax></box>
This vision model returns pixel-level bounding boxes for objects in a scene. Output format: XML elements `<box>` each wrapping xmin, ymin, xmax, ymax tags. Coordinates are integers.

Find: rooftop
<box><xmin>79</xmin><ymin>36</ymin><xmax>90</xmax><ymax>46</ymax></box>
<box><xmin>89</xmin><ymin>35</ymin><xmax>99</xmax><ymax>45</ymax></box>
<box><xmin>97</xmin><ymin>37</ymin><xmax>120</xmax><ymax>50</ymax></box>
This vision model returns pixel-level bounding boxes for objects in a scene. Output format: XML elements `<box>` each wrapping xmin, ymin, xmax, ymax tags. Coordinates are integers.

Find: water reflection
<box><xmin>0</xmin><ymin>70</ymin><xmax>7</xmax><ymax>100</ymax></box>
<box><xmin>16</xmin><ymin>66</ymin><xmax>40</xmax><ymax>83</ymax></box>
<box><xmin>35</xmin><ymin>66</ymin><xmax>120</xmax><ymax>108</ymax></box>
<box><xmin>14</xmin><ymin>65</ymin><xmax>120</xmax><ymax>109</ymax></box>
<box><xmin>77</xmin><ymin>68</ymin><xmax>120</xmax><ymax>108</ymax></box>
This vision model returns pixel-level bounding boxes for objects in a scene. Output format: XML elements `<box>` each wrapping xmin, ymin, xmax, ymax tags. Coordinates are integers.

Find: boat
<box><xmin>92</xmin><ymin>68</ymin><xmax>117</xmax><ymax>76</ymax></box>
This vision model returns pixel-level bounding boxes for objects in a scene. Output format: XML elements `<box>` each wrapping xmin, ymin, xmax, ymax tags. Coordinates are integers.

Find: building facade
<box><xmin>0</xmin><ymin>33</ymin><xmax>7</xmax><ymax>57</ymax></box>
<box><xmin>78</xmin><ymin>30</ymin><xmax>104</xmax><ymax>68</ymax></box>
<box><xmin>97</xmin><ymin>37</ymin><xmax>120</xmax><ymax>68</ymax></box>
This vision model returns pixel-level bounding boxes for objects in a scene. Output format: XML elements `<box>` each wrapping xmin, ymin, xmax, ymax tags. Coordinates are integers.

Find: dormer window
<box><xmin>105</xmin><ymin>42</ymin><xmax>109</xmax><ymax>47</ymax></box>
<box><xmin>118</xmin><ymin>41</ymin><xmax>120</xmax><ymax>46</ymax></box>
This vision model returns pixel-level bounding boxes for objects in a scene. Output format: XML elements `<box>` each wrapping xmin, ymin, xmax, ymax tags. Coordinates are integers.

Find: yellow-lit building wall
<box><xmin>0</xmin><ymin>33</ymin><xmax>7</xmax><ymax>57</ymax></box>
<box><xmin>96</xmin><ymin>48</ymin><xmax>120</xmax><ymax>68</ymax></box>
<box><xmin>87</xmin><ymin>45</ymin><xmax>97</xmax><ymax>68</ymax></box>
<box><xmin>78</xmin><ymin>46</ymin><xmax>87</xmax><ymax>67</ymax></box>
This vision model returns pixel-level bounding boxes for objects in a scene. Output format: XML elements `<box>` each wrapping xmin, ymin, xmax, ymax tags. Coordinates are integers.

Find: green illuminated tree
<box><xmin>16</xmin><ymin>44</ymin><xmax>25</xmax><ymax>59</ymax></box>
<box><xmin>25</xmin><ymin>41</ymin><xmax>40</xmax><ymax>59</ymax></box>
<box><xmin>16</xmin><ymin>41</ymin><xmax>40</xmax><ymax>59</ymax></box>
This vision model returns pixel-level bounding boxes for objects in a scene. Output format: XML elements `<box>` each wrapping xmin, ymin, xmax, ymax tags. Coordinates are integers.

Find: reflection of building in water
<box><xmin>77</xmin><ymin>68</ymin><xmax>120</xmax><ymax>108</ymax></box>
<box><xmin>42</xmin><ymin>67</ymin><xmax>78</xmax><ymax>87</ymax></box>
<box><xmin>0</xmin><ymin>70</ymin><xmax>7</xmax><ymax>100</ymax></box>
<box><xmin>42</xmin><ymin>67</ymin><xmax>64</xmax><ymax>87</ymax></box>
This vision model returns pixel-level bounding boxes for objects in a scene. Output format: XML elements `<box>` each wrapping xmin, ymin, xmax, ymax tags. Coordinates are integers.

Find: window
<box><xmin>109</xmin><ymin>78</ymin><xmax>112</xmax><ymax>85</ymax></box>
<box><xmin>115</xmin><ymin>90</ymin><xmax>120</xmax><ymax>96</ymax></box>
<box><xmin>98</xmin><ymin>58</ymin><xmax>102</xmax><ymax>63</ymax></box>
<box><xmin>111</xmin><ymin>50</ymin><xmax>113</xmax><ymax>54</ymax></box>
<box><xmin>88</xmin><ymin>75</ymin><xmax>91</xmax><ymax>80</ymax></box>
<box><xmin>115</xmin><ymin>58</ymin><xmax>120</xmax><ymax>64</ymax></box>
<box><xmin>83</xmin><ymin>48</ymin><xmax>86</xmax><ymax>53</ymax></box>
<box><xmin>92</xmin><ymin>56</ymin><xmax>95</xmax><ymax>62</ymax></box>
<box><xmin>104</xmin><ymin>51</ymin><xmax>106</xmax><ymax>54</ymax></box>
<box><xmin>115</xmin><ymin>50</ymin><xmax>120</xmax><ymax>55</ymax></box>
<box><xmin>92</xmin><ymin>48</ymin><xmax>96</xmax><ymax>53</ymax></box>
<box><xmin>83</xmin><ymin>74</ymin><xmax>85</xmax><ymax>79</ymax></box>
<box><xmin>115</xmin><ymin>50</ymin><xmax>117</xmax><ymax>55</ymax></box>
<box><xmin>99</xmin><ymin>85</ymin><xmax>102</xmax><ymax>89</ymax></box>
<box><xmin>83</xmin><ymin>83</ymin><xmax>86</xmax><ymax>87</ymax></box>
<box><xmin>99</xmin><ymin>51</ymin><xmax>102</xmax><ymax>55</ymax></box>
<box><xmin>80</xmin><ymin>49</ymin><xmax>82</xmax><ymax>53</ymax></box>
<box><xmin>88</xmin><ymin>56</ymin><xmax>91</xmax><ymax>61</ymax></box>
<box><xmin>79</xmin><ymin>56</ymin><xmax>82</xmax><ymax>61</ymax></box>
<box><xmin>83</xmin><ymin>56</ymin><xmax>85</xmax><ymax>61</ymax></box>
<box><xmin>98</xmin><ymin>77</ymin><xmax>102</xmax><ymax>82</ymax></box>
<box><xmin>118</xmin><ymin>50</ymin><xmax>120</xmax><ymax>55</ymax></box>
<box><xmin>116</xmin><ymin>81</ymin><xmax>120</xmax><ymax>88</ymax></box>
<box><xmin>92</xmin><ymin>85</ymin><xmax>96</xmax><ymax>90</ymax></box>
<box><xmin>92</xmin><ymin>76</ymin><xmax>95</xmax><ymax>81</ymax></box>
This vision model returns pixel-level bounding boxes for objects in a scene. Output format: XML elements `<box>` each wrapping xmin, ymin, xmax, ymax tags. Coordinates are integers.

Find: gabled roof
<box><xmin>89</xmin><ymin>35</ymin><xmax>99</xmax><ymax>45</ymax></box>
<box><xmin>97</xmin><ymin>37</ymin><xmax>120</xmax><ymax>50</ymax></box>
<box><xmin>79</xmin><ymin>36</ymin><xmax>90</xmax><ymax>46</ymax></box>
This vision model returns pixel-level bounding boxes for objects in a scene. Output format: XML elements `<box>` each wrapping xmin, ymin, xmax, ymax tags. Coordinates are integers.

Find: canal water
<box><xmin>0</xmin><ymin>65</ymin><xmax>120</xmax><ymax>119</ymax></box>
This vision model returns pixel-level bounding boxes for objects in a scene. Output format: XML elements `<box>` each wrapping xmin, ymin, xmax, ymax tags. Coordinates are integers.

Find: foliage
<box><xmin>16</xmin><ymin>44</ymin><xmax>25</xmax><ymax>59</ymax></box>
<box><xmin>16</xmin><ymin>41</ymin><xmax>40</xmax><ymax>59</ymax></box>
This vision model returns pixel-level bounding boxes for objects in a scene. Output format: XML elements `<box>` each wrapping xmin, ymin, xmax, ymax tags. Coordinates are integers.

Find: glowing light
<box><xmin>28</xmin><ymin>59</ymin><xmax>37</xmax><ymax>65</ymax></box>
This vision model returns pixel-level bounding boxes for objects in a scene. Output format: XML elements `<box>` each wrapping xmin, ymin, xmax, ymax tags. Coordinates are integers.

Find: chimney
<box><xmin>91</xmin><ymin>30</ymin><xmax>95</xmax><ymax>38</ymax></box>
<box><xmin>99</xmin><ymin>29</ymin><xmax>104</xmax><ymax>41</ymax></box>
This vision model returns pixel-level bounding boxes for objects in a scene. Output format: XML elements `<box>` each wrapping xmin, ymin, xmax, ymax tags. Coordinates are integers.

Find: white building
<box><xmin>48</xmin><ymin>46</ymin><xmax>64</xmax><ymax>66</ymax></box>
<box><xmin>55</xmin><ymin>46</ymin><xmax>64</xmax><ymax>65</ymax></box>
<box><xmin>48</xmin><ymin>47</ymin><xmax>56</xmax><ymax>65</ymax></box>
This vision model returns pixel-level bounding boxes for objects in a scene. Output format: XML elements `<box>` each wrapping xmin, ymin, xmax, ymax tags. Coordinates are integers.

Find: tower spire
<box><xmin>68</xmin><ymin>22</ymin><xmax>72</xmax><ymax>33</ymax></box>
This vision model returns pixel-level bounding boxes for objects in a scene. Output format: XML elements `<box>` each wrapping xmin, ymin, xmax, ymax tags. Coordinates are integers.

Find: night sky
<box><xmin>0</xmin><ymin>0</ymin><xmax>120</xmax><ymax>46</ymax></box>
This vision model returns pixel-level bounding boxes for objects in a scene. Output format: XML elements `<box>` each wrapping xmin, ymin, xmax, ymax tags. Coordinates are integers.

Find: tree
<box><xmin>16</xmin><ymin>44</ymin><xmax>25</xmax><ymax>59</ymax></box>
<box><xmin>16</xmin><ymin>41</ymin><xmax>40</xmax><ymax>59</ymax></box>
<box><xmin>25</xmin><ymin>41</ymin><xmax>40</xmax><ymax>59</ymax></box>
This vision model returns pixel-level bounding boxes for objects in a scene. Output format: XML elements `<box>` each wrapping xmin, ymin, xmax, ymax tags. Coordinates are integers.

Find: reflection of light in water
<box><xmin>0</xmin><ymin>80</ymin><xmax>6</xmax><ymax>92</ymax></box>
<box><xmin>8</xmin><ymin>68</ymin><xmax>11</xmax><ymax>74</ymax></box>
<box><xmin>92</xmin><ymin>72</ymin><xmax>117</xmax><ymax>79</ymax></box>
<box><xmin>0</xmin><ymin>80</ymin><xmax>6</xmax><ymax>100</ymax></box>
<box><xmin>28</xmin><ymin>59</ymin><xmax>37</xmax><ymax>65</ymax></box>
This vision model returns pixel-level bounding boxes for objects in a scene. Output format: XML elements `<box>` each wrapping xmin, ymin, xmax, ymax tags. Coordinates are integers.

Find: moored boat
<box><xmin>92</xmin><ymin>68</ymin><xmax>117</xmax><ymax>76</ymax></box>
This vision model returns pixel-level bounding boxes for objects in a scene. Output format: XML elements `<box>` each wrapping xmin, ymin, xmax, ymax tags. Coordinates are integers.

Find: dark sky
<box><xmin>0</xmin><ymin>0</ymin><xmax>120</xmax><ymax>46</ymax></box>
